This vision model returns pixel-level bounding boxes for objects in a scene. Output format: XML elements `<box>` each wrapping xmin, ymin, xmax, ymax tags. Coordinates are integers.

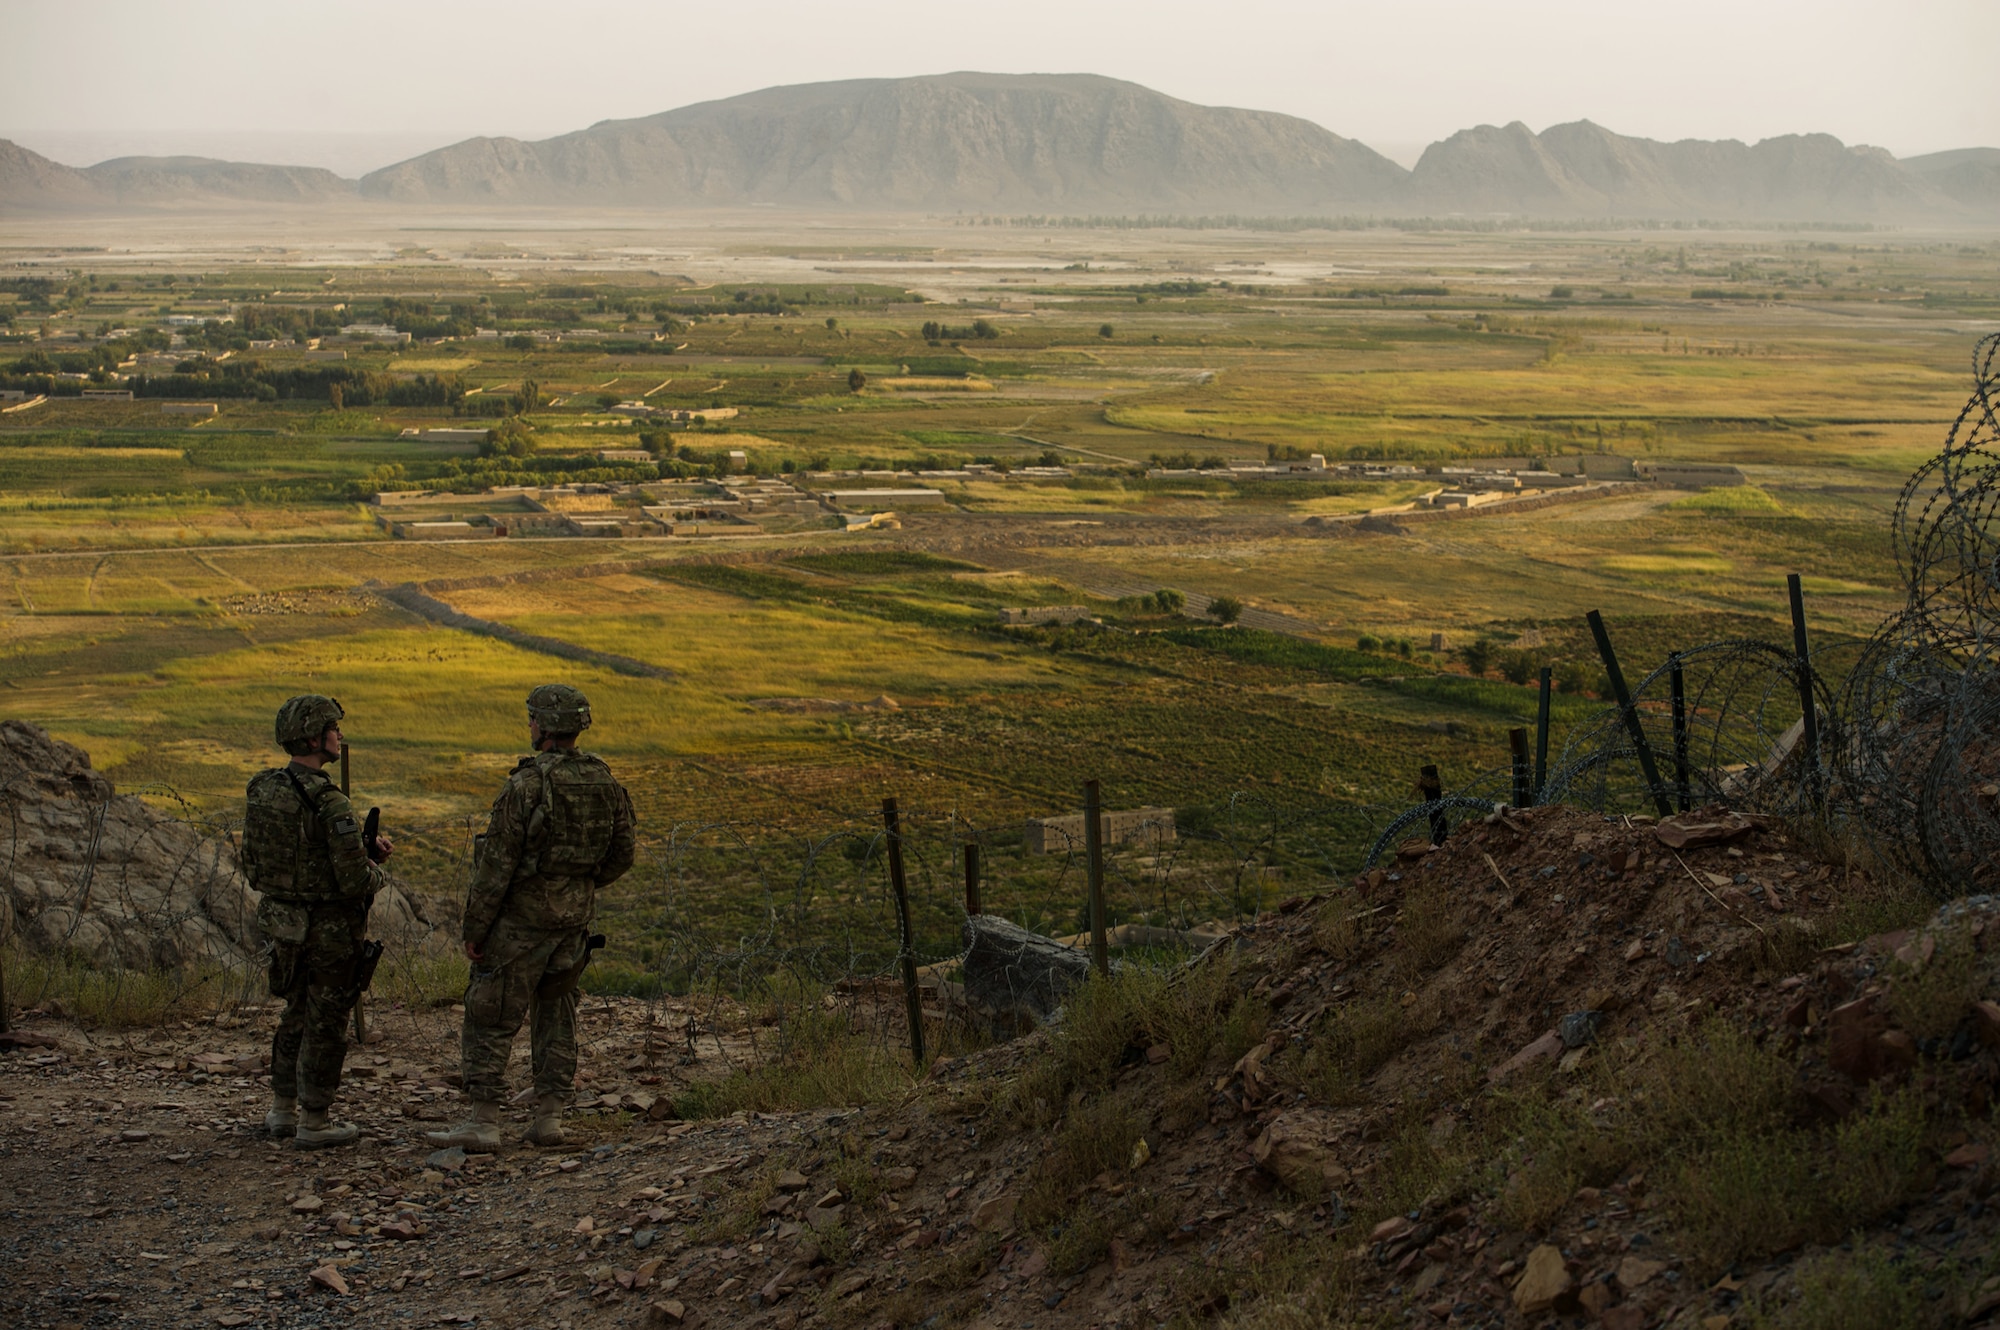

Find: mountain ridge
<box><xmin>3</xmin><ymin>73</ymin><xmax>1994</xmax><ymax>221</ymax></box>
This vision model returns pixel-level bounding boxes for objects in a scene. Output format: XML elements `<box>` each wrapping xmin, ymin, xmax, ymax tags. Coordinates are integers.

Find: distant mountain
<box><xmin>86</xmin><ymin>155</ymin><xmax>353</xmax><ymax>204</ymax></box>
<box><xmin>1409</xmin><ymin>119</ymin><xmax>1945</xmax><ymax>219</ymax></box>
<box><xmin>0</xmin><ymin>141</ymin><xmax>357</xmax><ymax>210</ymax></box>
<box><xmin>357</xmin><ymin>73</ymin><xmax>1409</xmax><ymax>211</ymax></box>
<box><xmin>1902</xmin><ymin>147</ymin><xmax>2000</xmax><ymax>206</ymax></box>
<box><xmin>0</xmin><ymin>138</ymin><xmax>101</xmax><ymax>209</ymax></box>
<box><xmin>0</xmin><ymin>76</ymin><xmax>1994</xmax><ymax>223</ymax></box>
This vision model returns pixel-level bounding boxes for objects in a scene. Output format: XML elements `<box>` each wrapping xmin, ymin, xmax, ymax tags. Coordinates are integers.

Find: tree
<box><xmin>1460</xmin><ymin>638</ymin><xmax>1496</xmax><ymax>677</ymax></box>
<box><xmin>1098</xmin><ymin>324</ymin><xmax>1115</xmax><ymax>339</ymax></box>
<box><xmin>1556</xmin><ymin>660</ymin><xmax>1594</xmax><ymax>695</ymax></box>
<box><xmin>1499</xmin><ymin>649</ymin><xmax>1537</xmax><ymax>686</ymax></box>
<box><xmin>1209</xmin><ymin>595</ymin><xmax>1243</xmax><ymax>625</ymax></box>
<box><xmin>328</xmin><ymin>383</ymin><xmax>343</xmax><ymax>410</ymax></box>
<box><xmin>1151</xmin><ymin>588</ymin><xmax>1186</xmax><ymax>614</ymax></box>
<box><xmin>847</xmin><ymin>368</ymin><xmax>867</xmax><ymax>392</ymax></box>
<box><xmin>520</xmin><ymin>379</ymin><xmax>541</xmax><ymax>411</ymax></box>
<box><xmin>825</xmin><ymin>317</ymin><xmax>838</xmax><ymax>330</ymax></box>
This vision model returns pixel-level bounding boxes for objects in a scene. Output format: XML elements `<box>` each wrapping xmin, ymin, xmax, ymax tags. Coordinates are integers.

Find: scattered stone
<box><xmin>879</xmin><ymin>1166</ymin><xmax>918</xmax><ymax>1190</ymax></box>
<box><xmin>972</xmin><ymin>1193</ymin><xmax>1018</xmax><ymax>1233</ymax></box>
<box><xmin>649</xmin><ymin>1299</ymin><xmax>686</xmax><ymax>1324</ymax></box>
<box><xmin>119</xmin><ymin>1129</ymin><xmax>151</xmax><ymax>1142</ymax></box>
<box><xmin>308</xmin><ymin>1264</ymin><xmax>349</xmax><ymax>1296</ymax></box>
<box><xmin>1623</xmin><ymin>939</ymin><xmax>1646</xmax><ymax>962</ymax></box>
<box><xmin>291</xmin><ymin>1196</ymin><xmax>323</xmax><ymax>1213</ymax></box>
<box><xmin>1946</xmin><ymin>1142</ymin><xmax>1991</xmax><ymax>1169</ymax></box>
<box><xmin>804</xmin><ymin>1205</ymin><xmax>844</xmax><ymax>1233</ymax></box>
<box><xmin>1616</xmin><ymin>1256</ymin><xmax>1665</xmax><ymax>1290</ymax></box>
<box><xmin>1654</xmin><ymin>811</ymin><xmax>1753</xmax><ymax>849</ymax></box>
<box><xmin>775</xmin><ymin>1170</ymin><xmax>810</xmax><ymax>1193</ymax></box>
<box><xmin>1489</xmin><ymin>1029</ymin><xmax>1564</xmax><ymax>1083</ymax></box>
<box><xmin>1251</xmin><ymin>1111</ymin><xmax>1351</xmax><ymax>1192</ymax></box>
<box><xmin>426</xmin><ymin>1147</ymin><xmax>468</xmax><ymax>1171</ymax></box>
<box><xmin>831</xmin><ymin>1272</ymin><xmax>872</xmax><ymax>1298</ymax></box>
<box><xmin>814</xmin><ymin>1187</ymin><xmax>844</xmax><ymax>1209</ymax></box>
<box><xmin>1512</xmin><ymin>1243</ymin><xmax>1571</xmax><ymax>1316</ymax></box>
<box><xmin>1601</xmin><ymin>1307</ymin><xmax>1649</xmax><ymax>1330</ymax></box>
<box><xmin>1146</xmin><ymin>1043</ymin><xmax>1171</xmax><ymax>1064</ymax></box>
<box><xmin>1558</xmin><ymin>1010</ymin><xmax>1603</xmax><ymax>1048</ymax></box>
<box><xmin>377</xmin><ymin>1218</ymin><xmax>426</xmax><ymax>1240</ymax></box>
<box><xmin>1577</xmin><ymin>1281</ymin><xmax>1613</xmax><ymax>1316</ymax></box>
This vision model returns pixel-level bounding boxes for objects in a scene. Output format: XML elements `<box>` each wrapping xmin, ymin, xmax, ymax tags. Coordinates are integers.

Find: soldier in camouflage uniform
<box><xmin>243</xmin><ymin>695</ymin><xmax>393</xmax><ymax>1149</ymax></box>
<box><xmin>429</xmin><ymin>684</ymin><xmax>635</xmax><ymax>1151</ymax></box>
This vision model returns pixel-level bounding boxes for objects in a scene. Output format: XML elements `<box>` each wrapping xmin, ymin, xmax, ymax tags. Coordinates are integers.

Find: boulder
<box><xmin>0</xmin><ymin>720</ymin><xmax>431</xmax><ymax>971</ymax></box>
<box><xmin>1513</xmin><ymin>1243</ymin><xmax>1573</xmax><ymax>1316</ymax></box>
<box><xmin>1251</xmin><ymin>1110</ymin><xmax>1351</xmax><ymax>1192</ymax></box>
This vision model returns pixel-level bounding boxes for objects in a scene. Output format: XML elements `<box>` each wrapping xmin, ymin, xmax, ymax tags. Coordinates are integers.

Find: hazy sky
<box><xmin>4</xmin><ymin>0</ymin><xmax>1992</xmax><ymax>173</ymax></box>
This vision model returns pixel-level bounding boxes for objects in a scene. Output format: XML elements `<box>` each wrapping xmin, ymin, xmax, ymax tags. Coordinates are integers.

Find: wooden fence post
<box><xmin>963</xmin><ymin>843</ymin><xmax>982</xmax><ymax>917</ymax></box>
<box><xmin>881</xmin><ymin>797</ymin><xmax>926</xmax><ymax>1069</ymax></box>
<box><xmin>1083</xmin><ymin>780</ymin><xmax>1108</xmax><ymax>977</ymax></box>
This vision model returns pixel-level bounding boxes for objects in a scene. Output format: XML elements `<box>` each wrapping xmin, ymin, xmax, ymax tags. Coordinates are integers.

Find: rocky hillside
<box><xmin>3</xmin><ymin>787</ymin><xmax>1995</xmax><ymax>1328</ymax></box>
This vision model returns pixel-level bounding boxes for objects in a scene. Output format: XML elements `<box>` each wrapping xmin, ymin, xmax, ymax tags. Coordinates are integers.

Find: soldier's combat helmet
<box><xmin>274</xmin><ymin>694</ymin><xmax>344</xmax><ymax>756</ymax></box>
<box><xmin>526</xmin><ymin>683</ymin><xmax>592</xmax><ymax>734</ymax></box>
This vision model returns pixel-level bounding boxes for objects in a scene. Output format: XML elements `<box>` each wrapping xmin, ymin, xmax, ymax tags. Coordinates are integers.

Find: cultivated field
<box><xmin>2</xmin><ymin>212</ymin><xmax>1995</xmax><ymax>965</ymax></box>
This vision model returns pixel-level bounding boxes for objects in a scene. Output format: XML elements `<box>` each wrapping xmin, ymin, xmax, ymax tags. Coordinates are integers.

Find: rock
<box><xmin>831</xmin><ymin>1272</ymin><xmax>872</xmax><ymax>1298</ymax></box>
<box><xmin>1146</xmin><ymin>1043</ymin><xmax>1170</xmax><ymax>1064</ymax></box>
<box><xmin>1129</xmin><ymin>1137</ymin><xmax>1152</xmax><ymax>1169</ymax></box>
<box><xmin>650</xmin><ymin>1299</ymin><xmax>686</xmax><ymax>1324</ymax></box>
<box><xmin>1615</xmin><ymin>1256</ymin><xmax>1665</xmax><ymax>1290</ymax></box>
<box><xmin>972</xmin><ymin>1193</ymin><xmax>1018</xmax><ymax>1232</ymax></box>
<box><xmin>1828</xmin><ymin>998</ymin><xmax>1916</xmax><ymax>1082</ymax></box>
<box><xmin>291</xmin><ymin>1195</ymin><xmax>323</xmax><ymax>1213</ymax></box>
<box><xmin>1251</xmin><ymin>1111</ymin><xmax>1351</xmax><ymax>1193</ymax></box>
<box><xmin>1577</xmin><ymin>1281</ymin><xmax>1613</xmax><ymax>1316</ymax></box>
<box><xmin>425</xmin><ymin>1147</ymin><xmax>468</xmax><ymax>1171</ymax></box>
<box><xmin>1512</xmin><ymin>1243</ymin><xmax>1572</xmax><ymax>1316</ymax></box>
<box><xmin>1975</xmin><ymin>1000</ymin><xmax>2000</xmax><ymax>1049</ymax></box>
<box><xmin>1623</xmin><ymin>939</ymin><xmax>1646</xmax><ymax>962</ymax></box>
<box><xmin>308</xmin><ymin>1264</ymin><xmax>350</xmax><ymax>1295</ymax></box>
<box><xmin>1946</xmin><ymin>1142</ymin><xmax>1991</xmax><ymax>1168</ymax></box>
<box><xmin>0</xmin><ymin>720</ymin><xmax>430</xmax><ymax>970</ymax></box>
<box><xmin>804</xmin><ymin>1204</ymin><xmax>844</xmax><ymax>1233</ymax></box>
<box><xmin>1370</xmin><ymin>1215</ymin><xmax>1415</xmax><ymax>1243</ymax></box>
<box><xmin>1558</xmin><ymin>1011</ymin><xmax>1603</xmax><ymax>1049</ymax></box>
<box><xmin>1489</xmin><ymin>1029</ymin><xmax>1564</xmax><ymax>1083</ymax></box>
<box><xmin>216</xmin><ymin>1314</ymin><xmax>255</xmax><ymax>1327</ymax></box>
<box><xmin>814</xmin><ymin>1188</ymin><xmax>844</xmax><ymax>1209</ymax></box>
<box><xmin>1653</xmin><ymin>811</ymin><xmax>1753</xmax><ymax>849</ymax></box>
<box><xmin>1600</xmin><ymin>1308</ymin><xmax>1648</xmax><ymax>1330</ymax></box>
<box><xmin>377</xmin><ymin>1218</ymin><xmax>425</xmax><ymax>1240</ymax></box>
<box><xmin>880</xmin><ymin>1166</ymin><xmax>918</xmax><ymax>1190</ymax></box>
<box><xmin>775</xmin><ymin>1170</ymin><xmax>810</xmax><ymax>1192</ymax></box>
<box><xmin>119</xmin><ymin>1129</ymin><xmax>151</xmax><ymax>1142</ymax></box>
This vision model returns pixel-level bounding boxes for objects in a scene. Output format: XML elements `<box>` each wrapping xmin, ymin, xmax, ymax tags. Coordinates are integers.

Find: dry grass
<box><xmin>1747</xmin><ymin>1245</ymin><xmax>1962</xmax><ymax>1330</ymax></box>
<box><xmin>1296</xmin><ymin>991</ymin><xmax>1439</xmax><ymax>1106</ymax></box>
<box><xmin>1393</xmin><ymin>878</ymin><xmax>1466</xmax><ymax>973</ymax></box>
<box><xmin>3</xmin><ymin>947</ymin><xmax>262</xmax><ymax>1027</ymax></box>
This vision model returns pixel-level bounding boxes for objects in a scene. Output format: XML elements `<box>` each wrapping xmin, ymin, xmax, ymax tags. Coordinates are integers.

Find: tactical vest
<box><xmin>241</xmin><ymin>767</ymin><xmax>346</xmax><ymax>902</ymax></box>
<box><xmin>520</xmin><ymin>750</ymin><xmax>624</xmax><ymax>881</ymax></box>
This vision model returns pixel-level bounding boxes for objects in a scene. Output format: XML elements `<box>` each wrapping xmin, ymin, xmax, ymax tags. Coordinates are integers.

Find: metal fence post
<box><xmin>881</xmin><ymin>797</ymin><xmax>927</xmax><ymax>1069</ymax></box>
<box><xmin>1586</xmin><ymin>609</ymin><xmax>1674</xmax><ymax>818</ymax></box>
<box><xmin>1419</xmin><ymin>764</ymin><xmax>1448</xmax><ymax>844</ymax></box>
<box><xmin>1787</xmin><ymin>573</ymin><xmax>1822</xmax><ymax>803</ymax></box>
<box><xmin>1083</xmin><ymin>780</ymin><xmax>1109</xmax><ymax>976</ymax></box>
<box><xmin>963</xmin><ymin>842</ymin><xmax>981</xmax><ymax>917</ymax></box>
<box><xmin>1534</xmin><ymin>666</ymin><xmax>1552</xmax><ymax>801</ymax></box>
<box><xmin>1670</xmin><ymin>653</ymin><xmax>1691</xmax><ymax>813</ymax></box>
<box><xmin>1509</xmin><ymin>728</ymin><xmax>1533</xmax><ymax>808</ymax></box>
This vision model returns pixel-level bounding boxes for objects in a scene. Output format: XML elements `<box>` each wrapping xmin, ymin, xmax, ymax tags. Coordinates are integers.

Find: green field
<box><xmin>1</xmin><ymin>219</ymin><xmax>1988</xmax><ymax>974</ymax></box>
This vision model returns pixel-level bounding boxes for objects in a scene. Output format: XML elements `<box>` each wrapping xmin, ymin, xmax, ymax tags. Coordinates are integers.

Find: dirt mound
<box><xmin>0</xmin><ymin>720</ymin><xmax>429</xmax><ymax>970</ymax></box>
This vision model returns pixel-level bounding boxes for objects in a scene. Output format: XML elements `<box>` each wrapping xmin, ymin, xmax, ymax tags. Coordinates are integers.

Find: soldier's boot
<box><xmin>524</xmin><ymin>1093</ymin><xmax>567</xmax><ymax>1147</ymax></box>
<box><xmin>263</xmin><ymin>1096</ymin><xmax>299</xmax><ymax>1138</ymax></box>
<box><xmin>294</xmin><ymin>1107</ymin><xmax>359</xmax><ymax>1149</ymax></box>
<box><xmin>426</xmin><ymin>1100</ymin><xmax>502</xmax><ymax>1153</ymax></box>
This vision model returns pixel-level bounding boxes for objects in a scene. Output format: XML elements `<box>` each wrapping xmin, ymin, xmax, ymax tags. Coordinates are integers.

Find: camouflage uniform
<box><xmin>243</xmin><ymin>760</ymin><xmax>387</xmax><ymax>1113</ymax></box>
<box><xmin>458</xmin><ymin>726</ymin><xmax>635</xmax><ymax>1106</ymax></box>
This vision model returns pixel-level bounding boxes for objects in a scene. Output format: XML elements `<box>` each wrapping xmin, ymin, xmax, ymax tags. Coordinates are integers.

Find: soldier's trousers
<box><xmin>460</xmin><ymin>915</ymin><xmax>590</xmax><ymax>1104</ymax></box>
<box><xmin>269</xmin><ymin>905</ymin><xmax>366</xmax><ymax>1112</ymax></box>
